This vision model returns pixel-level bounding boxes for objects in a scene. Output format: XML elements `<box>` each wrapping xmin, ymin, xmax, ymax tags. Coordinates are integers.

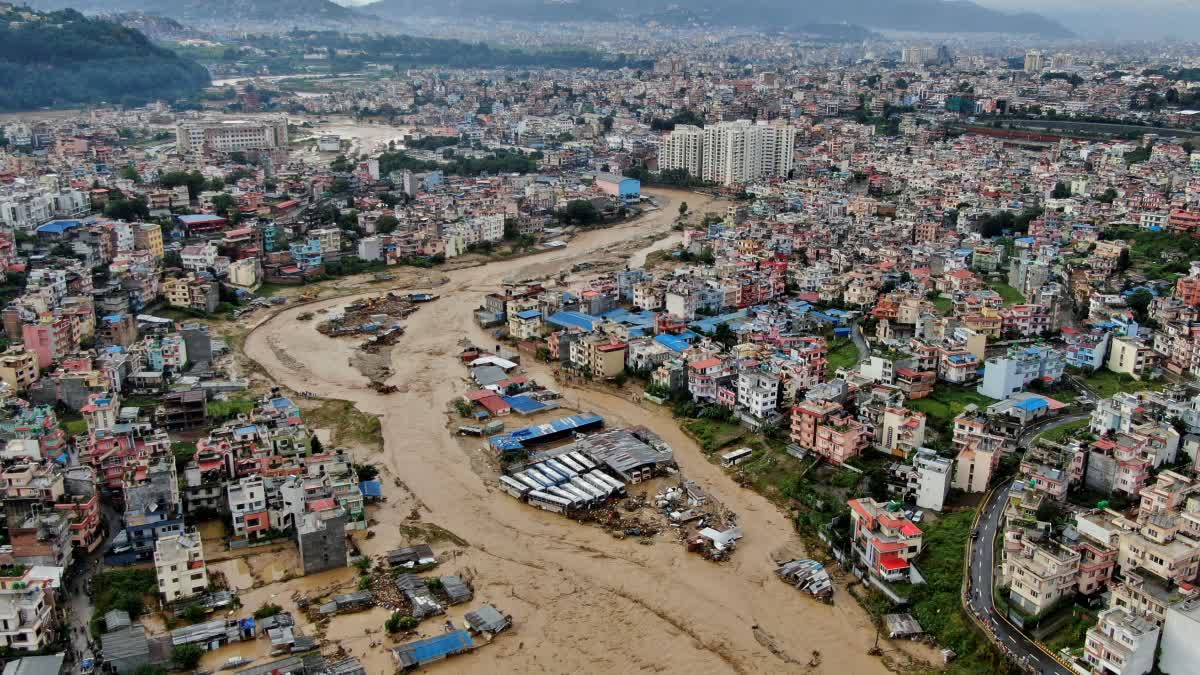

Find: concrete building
<box><xmin>297</xmin><ymin>509</ymin><xmax>347</xmax><ymax>575</ymax></box>
<box><xmin>978</xmin><ymin>345</ymin><xmax>1064</xmax><ymax>399</ymax></box>
<box><xmin>1084</xmin><ymin>607</ymin><xmax>1158</xmax><ymax>675</ymax></box>
<box><xmin>657</xmin><ymin>124</ymin><xmax>705</xmax><ymax>177</ymax></box>
<box><xmin>227</xmin><ymin>476</ymin><xmax>270</xmax><ymax>541</ymax></box>
<box><xmin>0</xmin><ymin>567</ymin><xmax>55</xmax><ymax>651</ymax></box>
<box><xmin>847</xmin><ymin>498</ymin><xmax>924</xmax><ymax>582</ymax></box>
<box><xmin>701</xmin><ymin>120</ymin><xmax>796</xmax><ymax>186</ymax></box>
<box><xmin>176</xmin><ymin>116</ymin><xmax>288</xmax><ymax>162</ymax></box>
<box><xmin>912</xmin><ymin>448</ymin><xmax>953</xmax><ymax>512</ymax></box>
<box><xmin>1161</xmin><ymin>597</ymin><xmax>1200</xmax><ymax>675</ymax></box>
<box><xmin>0</xmin><ymin>347</ymin><xmax>39</xmax><ymax>392</ymax></box>
<box><xmin>877</xmin><ymin>407</ymin><xmax>927</xmax><ymax>458</ymax></box>
<box><xmin>154</xmin><ymin>531</ymin><xmax>209</xmax><ymax>603</ymax></box>
<box><xmin>1005</xmin><ymin>539</ymin><xmax>1080</xmax><ymax>616</ymax></box>
<box><xmin>1107</xmin><ymin>335</ymin><xmax>1158</xmax><ymax>380</ymax></box>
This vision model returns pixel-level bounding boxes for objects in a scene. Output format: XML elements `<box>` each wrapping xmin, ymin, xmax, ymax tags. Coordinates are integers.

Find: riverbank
<box><xmin>236</xmin><ymin>187</ymin><xmax>936</xmax><ymax>673</ymax></box>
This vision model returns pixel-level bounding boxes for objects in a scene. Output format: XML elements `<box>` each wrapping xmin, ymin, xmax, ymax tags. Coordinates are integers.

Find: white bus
<box><xmin>591</xmin><ymin>471</ymin><xmax>626</xmax><ymax>494</ymax></box>
<box><xmin>499</xmin><ymin>475</ymin><xmax>531</xmax><ymax>498</ymax></box>
<box><xmin>568</xmin><ymin>451</ymin><xmax>597</xmax><ymax>471</ymax></box>
<box><xmin>556</xmin><ymin>455</ymin><xmax>586</xmax><ymax>474</ymax></box>
<box><xmin>528</xmin><ymin>490</ymin><xmax>572</xmax><ymax>513</ymax></box>
<box><xmin>721</xmin><ymin>447</ymin><xmax>755</xmax><ymax>467</ymax></box>
<box><xmin>544</xmin><ymin>459</ymin><xmax>577</xmax><ymax>479</ymax></box>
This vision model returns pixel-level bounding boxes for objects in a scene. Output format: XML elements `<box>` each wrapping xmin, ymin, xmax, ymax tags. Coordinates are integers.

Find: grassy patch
<box><xmin>908</xmin><ymin>386</ymin><xmax>993</xmax><ymax>435</ymax></box>
<box><xmin>91</xmin><ymin>568</ymin><xmax>157</xmax><ymax>634</ymax></box>
<box><xmin>207</xmin><ymin>396</ymin><xmax>255</xmax><ymax>422</ymax></box>
<box><xmin>1042</xmin><ymin>606</ymin><xmax>1095</xmax><ymax>654</ymax></box>
<box><xmin>306</xmin><ymin>398</ymin><xmax>383</xmax><ymax>451</ymax></box>
<box><xmin>932</xmin><ymin>296</ymin><xmax>954</xmax><ymax>314</ymax></box>
<box><xmin>682</xmin><ymin>418</ymin><xmax>745</xmax><ymax>452</ymax></box>
<box><xmin>1080</xmin><ymin>369</ymin><xmax>1164</xmax><ymax>399</ymax></box>
<box><xmin>826</xmin><ymin>338</ymin><xmax>860</xmax><ymax>376</ymax></box>
<box><xmin>988</xmin><ymin>281</ymin><xmax>1026</xmax><ymax>306</ymax></box>
<box><xmin>64</xmin><ymin>418</ymin><xmax>88</xmax><ymax>436</ymax></box>
<box><xmin>1037</xmin><ymin>419</ymin><xmax>1090</xmax><ymax>445</ymax></box>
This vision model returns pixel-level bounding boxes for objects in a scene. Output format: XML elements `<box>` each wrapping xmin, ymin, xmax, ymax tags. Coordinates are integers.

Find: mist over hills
<box><xmin>23</xmin><ymin>0</ymin><xmax>1071</xmax><ymax>37</ymax></box>
<box><xmin>362</xmin><ymin>0</ymin><xmax>1073</xmax><ymax>38</ymax></box>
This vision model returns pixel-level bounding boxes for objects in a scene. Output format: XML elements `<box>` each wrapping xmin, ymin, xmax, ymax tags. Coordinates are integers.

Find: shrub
<box><xmin>253</xmin><ymin>603</ymin><xmax>284</xmax><ymax>619</ymax></box>
<box><xmin>172</xmin><ymin>644</ymin><xmax>203</xmax><ymax>670</ymax></box>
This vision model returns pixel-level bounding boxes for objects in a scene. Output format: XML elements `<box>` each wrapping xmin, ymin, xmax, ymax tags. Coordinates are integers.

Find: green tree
<box><xmin>172</xmin><ymin>644</ymin><xmax>203</xmax><ymax>670</ymax></box>
<box><xmin>564</xmin><ymin>199</ymin><xmax>599</xmax><ymax>224</ymax></box>
<box><xmin>1051</xmin><ymin>181</ymin><xmax>1071</xmax><ymax>199</ymax></box>
<box><xmin>376</xmin><ymin>215</ymin><xmax>399</xmax><ymax>234</ymax></box>
<box><xmin>1126</xmin><ymin>288</ymin><xmax>1153</xmax><ymax>323</ymax></box>
<box><xmin>120</xmin><ymin>165</ymin><xmax>141</xmax><ymax>183</ymax></box>
<box><xmin>181</xmin><ymin>604</ymin><xmax>206</xmax><ymax>622</ymax></box>
<box><xmin>678</xmin><ymin>201</ymin><xmax>689</xmax><ymax>216</ymax></box>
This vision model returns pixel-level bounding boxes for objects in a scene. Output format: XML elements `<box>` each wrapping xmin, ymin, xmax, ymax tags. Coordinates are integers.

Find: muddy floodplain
<box><xmin>239</xmin><ymin>188</ymin><xmax>935</xmax><ymax>674</ymax></box>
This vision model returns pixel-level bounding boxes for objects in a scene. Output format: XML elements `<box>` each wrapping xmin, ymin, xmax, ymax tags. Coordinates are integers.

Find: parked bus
<box><xmin>721</xmin><ymin>447</ymin><xmax>755</xmax><ymax>467</ymax></box>
<box><xmin>499</xmin><ymin>475</ymin><xmax>530</xmax><ymax>498</ymax></box>
<box><xmin>528</xmin><ymin>491</ymin><xmax>572</xmax><ymax>514</ymax></box>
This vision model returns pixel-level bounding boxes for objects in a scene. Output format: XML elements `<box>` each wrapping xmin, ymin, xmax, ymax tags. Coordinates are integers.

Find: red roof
<box><xmin>689</xmin><ymin>357</ymin><xmax>722</xmax><ymax>370</ymax></box>
<box><xmin>307</xmin><ymin>498</ymin><xmax>336</xmax><ymax>512</ymax></box>
<box><xmin>477</xmin><ymin>395</ymin><xmax>511</xmax><ymax>414</ymax></box>
<box><xmin>899</xmin><ymin>522</ymin><xmax>923</xmax><ymax>537</ymax></box>
<box><xmin>880</xmin><ymin>554</ymin><xmax>909</xmax><ymax>571</ymax></box>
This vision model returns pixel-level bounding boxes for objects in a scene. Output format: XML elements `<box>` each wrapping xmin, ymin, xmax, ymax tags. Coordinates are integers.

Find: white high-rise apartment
<box><xmin>657</xmin><ymin>123</ymin><xmax>704</xmax><ymax>177</ymax></box>
<box><xmin>1024</xmin><ymin>49</ymin><xmax>1045</xmax><ymax>72</ymax></box>
<box><xmin>702</xmin><ymin>120</ymin><xmax>795</xmax><ymax>186</ymax></box>
<box><xmin>658</xmin><ymin>120</ymin><xmax>795</xmax><ymax>186</ymax></box>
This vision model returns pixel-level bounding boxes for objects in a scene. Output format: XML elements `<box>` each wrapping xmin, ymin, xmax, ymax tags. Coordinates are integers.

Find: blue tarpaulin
<box><xmin>359</xmin><ymin>480</ymin><xmax>383</xmax><ymax>498</ymax></box>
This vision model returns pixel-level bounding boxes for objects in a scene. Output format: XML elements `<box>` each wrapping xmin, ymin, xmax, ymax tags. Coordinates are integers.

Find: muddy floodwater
<box><xmin>242</xmin><ymin>188</ymin><xmax>931</xmax><ymax>673</ymax></box>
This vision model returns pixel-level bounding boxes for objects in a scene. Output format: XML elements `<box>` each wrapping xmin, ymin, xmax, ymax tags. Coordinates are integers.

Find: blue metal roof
<box><xmin>654</xmin><ymin>333</ymin><xmax>694</xmax><ymax>353</ymax></box>
<box><xmin>396</xmin><ymin>630</ymin><xmax>474</xmax><ymax>665</ymax></box>
<box><xmin>1015</xmin><ymin>397</ymin><xmax>1049</xmax><ymax>412</ymax></box>
<box><xmin>359</xmin><ymin>480</ymin><xmax>383</xmax><ymax>498</ymax></box>
<box><xmin>546</xmin><ymin>311</ymin><xmax>600</xmax><ymax>332</ymax></box>
<box><xmin>514</xmin><ymin>309</ymin><xmax>542</xmax><ymax>320</ymax></box>
<box><xmin>488</xmin><ymin>413</ymin><xmax>604</xmax><ymax>452</ymax></box>
<box><xmin>35</xmin><ymin>219</ymin><xmax>82</xmax><ymax>234</ymax></box>
<box><xmin>503</xmin><ymin>395</ymin><xmax>546</xmax><ymax>414</ymax></box>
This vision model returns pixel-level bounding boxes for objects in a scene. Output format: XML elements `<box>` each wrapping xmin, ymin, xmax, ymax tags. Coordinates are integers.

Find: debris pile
<box><xmin>317</xmin><ymin>292</ymin><xmax>431</xmax><ymax>338</ymax></box>
<box><xmin>775</xmin><ymin>559</ymin><xmax>834</xmax><ymax>601</ymax></box>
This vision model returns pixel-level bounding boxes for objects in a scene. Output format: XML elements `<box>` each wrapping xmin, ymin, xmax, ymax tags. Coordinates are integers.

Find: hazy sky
<box><xmin>978</xmin><ymin>0</ymin><xmax>1199</xmax><ymax>38</ymax></box>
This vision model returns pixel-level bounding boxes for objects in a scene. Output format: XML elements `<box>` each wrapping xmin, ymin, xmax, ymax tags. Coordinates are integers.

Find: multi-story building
<box><xmin>1107</xmin><ymin>335</ymin><xmax>1158</xmax><ymax>380</ymax></box>
<box><xmin>1005</xmin><ymin>539</ymin><xmax>1080</xmax><ymax>616</ymax></box>
<box><xmin>978</xmin><ymin>344</ymin><xmax>1064</xmax><ymax>400</ymax></box>
<box><xmin>912</xmin><ymin>448</ymin><xmax>953</xmax><ymax>512</ymax></box>
<box><xmin>657</xmin><ymin>124</ymin><xmax>705</xmax><ymax>177</ymax></box>
<box><xmin>876</xmin><ymin>407</ymin><xmax>927</xmax><ymax>459</ymax></box>
<box><xmin>1084</xmin><ymin>608</ymin><xmax>1159</xmax><ymax>675</ymax></box>
<box><xmin>176</xmin><ymin>116</ymin><xmax>288</xmax><ymax>163</ymax></box>
<box><xmin>0</xmin><ymin>567</ymin><xmax>55</xmax><ymax>651</ymax></box>
<box><xmin>0</xmin><ymin>346</ymin><xmax>39</xmax><ymax>392</ymax></box>
<box><xmin>227</xmin><ymin>476</ymin><xmax>270</xmax><ymax>542</ymax></box>
<box><xmin>791</xmin><ymin>399</ymin><xmax>867</xmax><ymax>465</ymax></box>
<box><xmin>154</xmin><ymin>531</ymin><xmax>209</xmax><ymax>603</ymax></box>
<box><xmin>847</xmin><ymin>498</ymin><xmax>924</xmax><ymax>582</ymax></box>
<box><xmin>1160</xmin><ymin>597</ymin><xmax>1200</xmax><ymax>675</ymax></box>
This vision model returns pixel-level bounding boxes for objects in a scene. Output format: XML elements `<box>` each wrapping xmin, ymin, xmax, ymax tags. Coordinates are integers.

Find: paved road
<box><xmin>965</xmin><ymin>412</ymin><xmax>1089</xmax><ymax>675</ymax></box>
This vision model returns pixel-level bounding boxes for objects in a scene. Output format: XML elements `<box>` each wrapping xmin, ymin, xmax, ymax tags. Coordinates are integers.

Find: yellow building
<box><xmin>134</xmin><ymin>222</ymin><xmax>164</xmax><ymax>259</ymax></box>
<box><xmin>0</xmin><ymin>346</ymin><xmax>39</xmax><ymax>391</ymax></box>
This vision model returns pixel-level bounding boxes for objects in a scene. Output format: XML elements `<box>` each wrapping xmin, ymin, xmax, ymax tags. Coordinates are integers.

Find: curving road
<box><xmin>965</xmin><ymin>413</ymin><xmax>1089</xmax><ymax>675</ymax></box>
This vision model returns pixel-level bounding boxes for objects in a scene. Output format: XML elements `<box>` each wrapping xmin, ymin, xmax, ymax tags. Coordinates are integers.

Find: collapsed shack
<box><xmin>317</xmin><ymin>292</ymin><xmax>431</xmax><ymax>338</ymax></box>
<box><xmin>317</xmin><ymin>591</ymin><xmax>374</xmax><ymax>617</ymax></box>
<box><xmin>884</xmin><ymin>613</ymin><xmax>925</xmax><ymax>640</ymax></box>
<box><xmin>775</xmin><ymin>559</ymin><xmax>834</xmax><ymax>601</ymax></box>
<box><xmin>386</xmin><ymin>544</ymin><xmax>437</xmax><ymax>571</ymax></box>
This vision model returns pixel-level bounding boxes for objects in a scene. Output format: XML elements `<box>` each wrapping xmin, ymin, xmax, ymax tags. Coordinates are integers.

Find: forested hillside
<box><xmin>0</xmin><ymin>7</ymin><xmax>210</xmax><ymax>111</ymax></box>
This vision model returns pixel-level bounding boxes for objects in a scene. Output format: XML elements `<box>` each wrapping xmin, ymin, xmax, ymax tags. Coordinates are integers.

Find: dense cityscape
<box><xmin>2</xmin><ymin>1</ymin><xmax>1200</xmax><ymax>674</ymax></box>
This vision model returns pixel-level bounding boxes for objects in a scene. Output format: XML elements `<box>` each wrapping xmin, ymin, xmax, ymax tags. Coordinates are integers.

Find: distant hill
<box><xmin>107</xmin><ymin>11</ymin><xmax>207</xmax><ymax>41</ymax></box>
<box><xmin>24</xmin><ymin>0</ymin><xmax>367</xmax><ymax>28</ymax></box>
<box><xmin>363</xmin><ymin>0</ymin><xmax>1072</xmax><ymax>38</ymax></box>
<box><xmin>0</xmin><ymin>6</ymin><xmax>210</xmax><ymax>111</ymax></box>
